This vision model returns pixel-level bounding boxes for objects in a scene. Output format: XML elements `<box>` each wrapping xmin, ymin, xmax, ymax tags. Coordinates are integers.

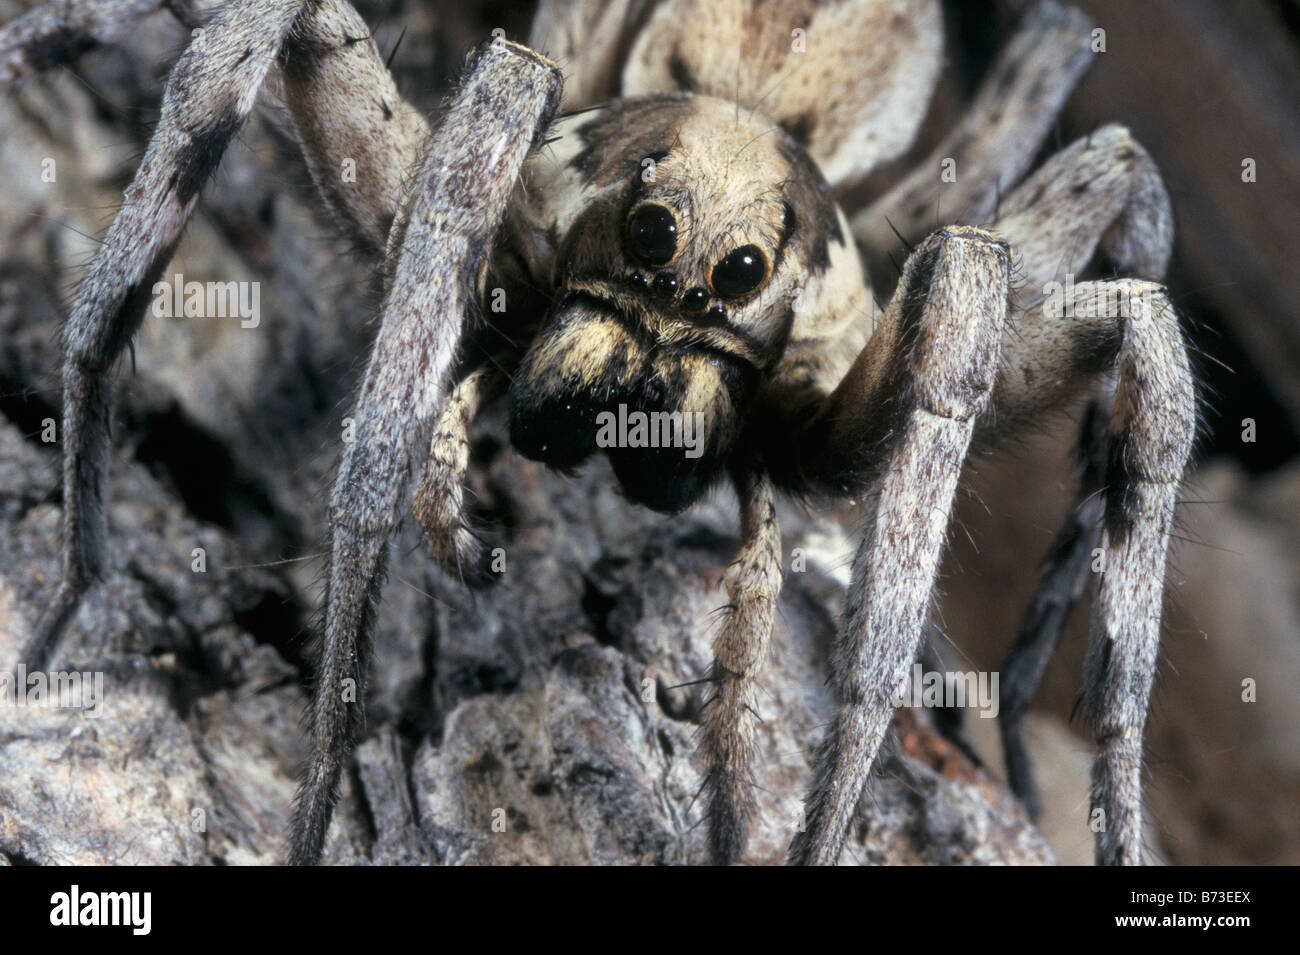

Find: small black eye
<box><xmin>652</xmin><ymin>273</ymin><xmax>678</xmax><ymax>297</ymax></box>
<box><xmin>626</xmin><ymin>204</ymin><xmax>678</xmax><ymax>267</ymax></box>
<box><xmin>710</xmin><ymin>245</ymin><xmax>768</xmax><ymax>299</ymax></box>
<box><xmin>682</xmin><ymin>287</ymin><xmax>710</xmax><ymax>311</ymax></box>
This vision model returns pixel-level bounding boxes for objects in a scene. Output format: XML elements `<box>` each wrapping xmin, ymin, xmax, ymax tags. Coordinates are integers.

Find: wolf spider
<box><xmin>3</xmin><ymin>0</ymin><xmax>1195</xmax><ymax>865</ymax></box>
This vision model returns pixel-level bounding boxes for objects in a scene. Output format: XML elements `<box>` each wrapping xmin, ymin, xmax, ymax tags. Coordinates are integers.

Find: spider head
<box><xmin>509</xmin><ymin>95</ymin><xmax>843</xmax><ymax>513</ymax></box>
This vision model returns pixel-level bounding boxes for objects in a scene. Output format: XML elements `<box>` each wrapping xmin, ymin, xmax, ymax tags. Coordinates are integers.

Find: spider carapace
<box><xmin>507</xmin><ymin>94</ymin><xmax>860</xmax><ymax>514</ymax></box>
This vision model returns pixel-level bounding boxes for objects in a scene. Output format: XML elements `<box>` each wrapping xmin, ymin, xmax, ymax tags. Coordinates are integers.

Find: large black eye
<box><xmin>626</xmin><ymin>204</ymin><xmax>678</xmax><ymax>267</ymax></box>
<box><xmin>710</xmin><ymin>245</ymin><xmax>768</xmax><ymax>299</ymax></box>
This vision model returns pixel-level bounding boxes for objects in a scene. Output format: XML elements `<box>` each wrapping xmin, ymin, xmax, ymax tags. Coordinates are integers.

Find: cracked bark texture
<box><xmin>0</xmin><ymin>411</ymin><xmax>1053</xmax><ymax>865</ymax></box>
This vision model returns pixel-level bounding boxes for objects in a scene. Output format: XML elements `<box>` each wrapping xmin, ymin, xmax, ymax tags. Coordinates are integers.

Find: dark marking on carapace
<box><xmin>774</xmin><ymin>130</ymin><xmax>842</xmax><ymax>275</ymax></box>
<box><xmin>568</xmin><ymin>95</ymin><xmax>693</xmax><ymax>188</ymax></box>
